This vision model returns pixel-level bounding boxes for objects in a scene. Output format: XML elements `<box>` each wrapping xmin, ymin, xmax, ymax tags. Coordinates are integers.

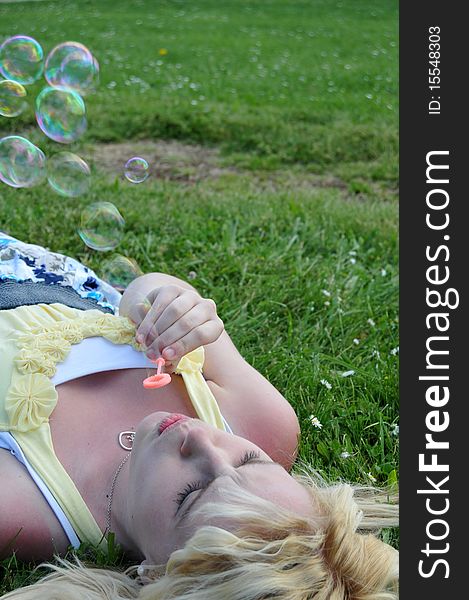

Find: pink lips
<box><xmin>158</xmin><ymin>414</ymin><xmax>188</xmax><ymax>435</ymax></box>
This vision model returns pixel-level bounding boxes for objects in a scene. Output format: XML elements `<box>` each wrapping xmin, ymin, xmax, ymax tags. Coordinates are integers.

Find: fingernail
<box><xmin>147</xmin><ymin>350</ymin><xmax>157</xmax><ymax>360</ymax></box>
<box><xmin>164</xmin><ymin>348</ymin><xmax>176</xmax><ymax>359</ymax></box>
<box><xmin>136</xmin><ymin>333</ymin><xmax>144</xmax><ymax>344</ymax></box>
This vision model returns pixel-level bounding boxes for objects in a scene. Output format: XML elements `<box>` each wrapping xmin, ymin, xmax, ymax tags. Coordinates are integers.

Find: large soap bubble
<box><xmin>124</xmin><ymin>157</ymin><xmax>149</xmax><ymax>183</ymax></box>
<box><xmin>45</xmin><ymin>41</ymin><xmax>99</xmax><ymax>95</ymax></box>
<box><xmin>0</xmin><ymin>79</ymin><xmax>27</xmax><ymax>117</ymax></box>
<box><xmin>101</xmin><ymin>254</ymin><xmax>143</xmax><ymax>291</ymax></box>
<box><xmin>47</xmin><ymin>152</ymin><xmax>91</xmax><ymax>197</ymax></box>
<box><xmin>0</xmin><ymin>135</ymin><xmax>46</xmax><ymax>188</ymax></box>
<box><xmin>78</xmin><ymin>201</ymin><xmax>125</xmax><ymax>251</ymax></box>
<box><xmin>0</xmin><ymin>35</ymin><xmax>44</xmax><ymax>85</ymax></box>
<box><xmin>35</xmin><ymin>86</ymin><xmax>87</xmax><ymax>143</ymax></box>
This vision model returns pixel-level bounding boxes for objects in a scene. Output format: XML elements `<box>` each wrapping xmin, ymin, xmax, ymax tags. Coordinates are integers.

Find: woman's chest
<box><xmin>48</xmin><ymin>368</ymin><xmax>200</xmax><ymax>483</ymax></box>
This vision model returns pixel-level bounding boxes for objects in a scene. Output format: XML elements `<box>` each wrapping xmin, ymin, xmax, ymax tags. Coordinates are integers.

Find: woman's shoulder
<box><xmin>0</xmin><ymin>449</ymin><xmax>69</xmax><ymax>560</ymax></box>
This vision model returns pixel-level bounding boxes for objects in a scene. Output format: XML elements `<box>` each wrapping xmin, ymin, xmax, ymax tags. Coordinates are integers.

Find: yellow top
<box><xmin>0</xmin><ymin>303</ymin><xmax>228</xmax><ymax>551</ymax></box>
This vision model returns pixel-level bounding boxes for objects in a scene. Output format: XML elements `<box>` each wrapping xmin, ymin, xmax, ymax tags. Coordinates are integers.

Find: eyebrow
<box><xmin>176</xmin><ymin>460</ymin><xmax>283</xmax><ymax>523</ymax></box>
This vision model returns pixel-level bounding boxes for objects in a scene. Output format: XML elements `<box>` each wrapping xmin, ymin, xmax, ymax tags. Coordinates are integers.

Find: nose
<box><xmin>180</xmin><ymin>425</ymin><xmax>228</xmax><ymax>470</ymax></box>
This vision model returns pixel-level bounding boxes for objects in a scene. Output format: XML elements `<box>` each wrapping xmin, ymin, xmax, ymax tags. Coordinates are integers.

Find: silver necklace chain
<box><xmin>105</xmin><ymin>452</ymin><xmax>131</xmax><ymax>534</ymax></box>
<box><xmin>105</xmin><ymin>432</ymin><xmax>135</xmax><ymax>534</ymax></box>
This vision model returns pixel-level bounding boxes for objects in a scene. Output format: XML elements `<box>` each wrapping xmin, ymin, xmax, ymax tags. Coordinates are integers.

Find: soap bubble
<box><xmin>47</xmin><ymin>152</ymin><xmax>91</xmax><ymax>197</ymax></box>
<box><xmin>0</xmin><ymin>135</ymin><xmax>46</xmax><ymax>188</ymax></box>
<box><xmin>101</xmin><ymin>254</ymin><xmax>143</xmax><ymax>291</ymax></box>
<box><xmin>124</xmin><ymin>157</ymin><xmax>149</xmax><ymax>183</ymax></box>
<box><xmin>0</xmin><ymin>79</ymin><xmax>27</xmax><ymax>117</ymax></box>
<box><xmin>45</xmin><ymin>42</ymin><xmax>99</xmax><ymax>95</ymax></box>
<box><xmin>78</xmin><ymin>201</ymin><xmax>125</xmax><ymax>251</ymax></box>
<box><xmin>35</xmin><ymin>86</ymin><xmax>87</xmax><ymax>143</ymax></box>
<box><xmin>0</xmin><ymin>35</ymin><xmax>44</xmax><ymax>85</ymax></box>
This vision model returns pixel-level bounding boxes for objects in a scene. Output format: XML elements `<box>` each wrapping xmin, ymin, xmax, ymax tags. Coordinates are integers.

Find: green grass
<box><xmin>1</xmin><ymin>0</ymin><xmax>398</xmax><ymax>180</ymax></box>
<box><xmin>0</xmin><ymin>0</ymin><xmax>398</xmax><ymax>592</ymax></box>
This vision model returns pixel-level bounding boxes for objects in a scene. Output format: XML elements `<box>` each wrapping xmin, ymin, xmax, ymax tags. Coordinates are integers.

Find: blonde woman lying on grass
<box><xmin>0</xmin><ymin>232</ymin><xmax>398</xmax><ymax>599</ymax></box>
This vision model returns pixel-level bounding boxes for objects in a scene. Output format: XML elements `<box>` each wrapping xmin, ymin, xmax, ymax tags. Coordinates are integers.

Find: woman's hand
<box><xmin>133</xmin><ymin>284</ymin><xmax>224</xmax><ymax>367</ymax></box>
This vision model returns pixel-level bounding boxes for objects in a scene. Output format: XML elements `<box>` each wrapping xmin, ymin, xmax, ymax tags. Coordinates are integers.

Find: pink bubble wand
<box><xmin>143</xmin><ymin>357</ymin><xmax>171</xmax><ymax>389</ymax></box>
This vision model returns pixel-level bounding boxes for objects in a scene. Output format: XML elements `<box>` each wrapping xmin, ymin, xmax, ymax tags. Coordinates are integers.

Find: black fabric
<box><xmin>0</xmin><ymin>279</ymin><xmax>114</xmax><ymax>313</ymax></box>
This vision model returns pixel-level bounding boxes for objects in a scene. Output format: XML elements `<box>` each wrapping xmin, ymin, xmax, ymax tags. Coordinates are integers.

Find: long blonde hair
<box><xmin>1</xmin><ymin>468</ymin><xmax>398</xmax><ymax>600</ymax></box>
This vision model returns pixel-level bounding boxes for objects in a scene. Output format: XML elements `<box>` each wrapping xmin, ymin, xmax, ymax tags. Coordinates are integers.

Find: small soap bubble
<box><xmin>101</xmin><ymin>254</ymin><xmax>143</xmax><ymax>291</ymax></box>
<box><xmin>78</xmin><ymin>201</ymin><xmax>125</xmax><ymax>251</ymax></box>
<box><xmin>47</xmin><ymin>151</ymin><xmax>91</xmax><ymax>197</ymax></box>
<box><xmin>124</xmin><ymin>157</ymin><xmax>149</xmax><ymax>183</ymax></box>
<box><xmin>0</xmin><ymin>135</ymin><xmax>46</xmax><ymax>188</ymax></box>
<box><xmin>0</xmin><ymin>79</ymin><xmax>27</xmax><ymax>117</ymax></box>
<box><xmin>45</xmin><ymin>41</ymin><xmax>99</xmax><ymax>95</ymax></box>
<box><xmin>0</xmin><ymin>35</ymin><xmax>44</xmax><ymax>85</ymax></box>
<box><xmin>35</xmin><ymin>86</ymin><xmax>87</xmax><ymax>143</ymax></box>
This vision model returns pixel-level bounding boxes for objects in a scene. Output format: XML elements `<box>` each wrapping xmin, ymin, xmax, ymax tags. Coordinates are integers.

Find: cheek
<box><xmin>131</xmin><ymin>463</ymin><xmax>177</xmax><ymax>524</ymax></box>
<box><xmin>130</xmin><ymin>484</ymin><xmax>169</xmax><ymax>551</ymax></box>
<box><xmin>139</xmin><ymin>499</ymin><xmax>182</xmax><ymax>564</ymax></box>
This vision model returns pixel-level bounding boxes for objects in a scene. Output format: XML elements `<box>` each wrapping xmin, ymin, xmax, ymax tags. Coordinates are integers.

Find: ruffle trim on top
<box><xmin>5</xmin><ymin>311</ymin><xmax>140</xmax><ymax>432</ymax></box>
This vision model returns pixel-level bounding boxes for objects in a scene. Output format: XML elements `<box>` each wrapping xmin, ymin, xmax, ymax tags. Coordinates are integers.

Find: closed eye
<box><xmin>174</xmin><ymin>450</ymin><xmax>261</xmax><ymax>511</ymax></box>
<box><xmin>175</xmin><ymin>456</ymin><xmax>283</xmax><ymax>523</ymax></box>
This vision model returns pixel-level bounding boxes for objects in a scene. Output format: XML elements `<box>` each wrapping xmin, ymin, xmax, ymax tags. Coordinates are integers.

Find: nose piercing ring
<box><xmin>118</xmin><ymin>431</ymin><xmax>135</xmax><ymax>450</ymax></box>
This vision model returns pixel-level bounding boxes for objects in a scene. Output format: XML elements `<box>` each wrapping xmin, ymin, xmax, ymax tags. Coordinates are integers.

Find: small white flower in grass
<box><xmin>367</xmin><ymin>472</ymin><xmax>377</xmax><ymax>483</ymax></box>
<box><xmin>341</xmin><ymin>370</ymin><xmax>355</xmax><ymax>377</ymax></box>
<box><xmin>390</xmin><ymin>346</ymin><xmax>399</xmax><ymax>356</ymax></box>
<box><xmin>349</xmin><ymin>257</ymin><xmax>356</xmax><ymax>265</ymax></box>
<box><xmin>367</xmin><ymin>318</ymin><xmax>376</xmax><ymax>327</ymax></box>
<box><xmin>320</xmin><ymin>379</ymin><xmax>332</xmax><ymax>390</ymax></box>
<box><xmin>322</xmin><ymin>289</ymin><xmax>331</xmax><ymax>297</ymax></box>
<box><xmin>348</xmin><ymin>250</ymin><xmax>357</xmax><ymax>256</ymax></box>
<box><xmin>340</xmin><ymin>451</ymin><xmax>351</xmax><ymax>459</ymax></box>
<box><xmin>381</xmin><ymin>268</ymin><xmax>387</xmax><ymax>276</ymax></box>
<box><xmin>353</xmin><ymin>338</ymin><xmax>360</xmax><ymax>345</ymax></box>
<box><xmin>392</xmin><ymin>424</ymin><xmax>399</xmax><ymax>436</ymax></box>
<box><xmin>371</xmin><ymin>349</ymin><xmax>380</xmax><ymax>358</ymax></box>
<box><xmin>309</xmin><ymin>415</ymin><xmax>323</xmax><ymax>429</ymax></box>
<box><xmin>324</xmin><ymin>301</ymin><xmax>330</xmax><ymax>306</ymax></box>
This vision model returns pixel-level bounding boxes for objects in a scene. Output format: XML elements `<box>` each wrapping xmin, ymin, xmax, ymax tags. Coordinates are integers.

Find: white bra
<box><xmin>51</xmin><ymin>336</ymin><xmax>156</xmax><ymax>385</ymax></box>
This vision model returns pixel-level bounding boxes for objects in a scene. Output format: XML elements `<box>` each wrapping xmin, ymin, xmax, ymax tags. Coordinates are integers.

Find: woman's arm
<box><xmin>119</xmin><ymin>273</ymin><xmax>300</xmax><ymax>468</ymax></box>
<box><xmin>0</xmin><ymin>451</ymin><xmax>69</xmax><ymax>561</ymax></box>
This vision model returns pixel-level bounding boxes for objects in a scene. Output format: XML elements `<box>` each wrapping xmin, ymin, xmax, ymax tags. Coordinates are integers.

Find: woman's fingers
<box><xmin>136</xmin><ymin>285</ymin><xmax>182</xmax><ymax>345</ymax></box>
<box><xmin>153</xmin><ymin>290</ymin><xmax>201</xmax><ymax>338</ymax></box>
<box><xmin>145</xmin><ymin>303</ymin><xmax>223</xmax><ymax>358</ymax></box>
<box><xmin>160</xmin><ymin>318</ymin><xmax>225</xmax><ymax>361</ymax></box>
<box><xmin>134</xmin><ymin>284</ymin><xmax>223</xmax><ymax>361</ymax></box>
